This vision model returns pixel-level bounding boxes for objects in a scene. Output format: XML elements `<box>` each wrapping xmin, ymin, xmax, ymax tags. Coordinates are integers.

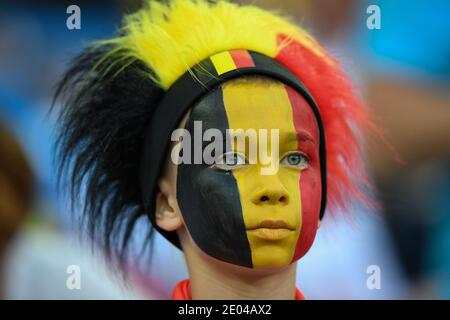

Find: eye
<box><xmin>281</xmin><ymin>152</ymin><xmax>309</xmax><ymax>169</ymax></box>
<box><xmin>213</xmin><ymin>151</ymin><xmax>247</xmax><ymax>171</ymax></box>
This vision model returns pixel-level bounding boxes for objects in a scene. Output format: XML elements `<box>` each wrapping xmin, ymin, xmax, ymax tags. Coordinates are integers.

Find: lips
<box><xmin>247</xmin><ymin>219</ymin><xmax>295</xmax><ymax>230</ymax></box>
<box><xmin>247</xmin><ymin>220</ymin><xmax>295</xmax><ymax>240</ymax></box>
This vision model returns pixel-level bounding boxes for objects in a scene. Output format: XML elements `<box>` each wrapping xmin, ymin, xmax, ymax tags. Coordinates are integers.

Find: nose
<box><xmin>251</xmin><ymin>183</ymin><xmax>290</xmax><ymax>205</ymax></box>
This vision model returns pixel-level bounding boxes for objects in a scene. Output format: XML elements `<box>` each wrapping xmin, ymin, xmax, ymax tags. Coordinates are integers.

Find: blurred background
<box><xmin>0</xmin><ymin>0</ymin><xmax>449</xmax><ymax>299</ymax></box>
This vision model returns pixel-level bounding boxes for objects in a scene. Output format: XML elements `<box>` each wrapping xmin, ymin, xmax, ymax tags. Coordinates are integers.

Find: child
<box><xmin>54</xmin><ymin>0</ymin><xmax>375</xmax><ymax>299</ymax></box>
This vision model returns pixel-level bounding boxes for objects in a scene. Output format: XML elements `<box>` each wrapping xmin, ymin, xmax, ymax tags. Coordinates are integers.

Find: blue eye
<box><xmin>213</xmin><ymin>152</ymin><xmax>247</xmax><ymax>171</ymax></box>
<box><xmin>281</xmin><ymin>152</ymin><xmax>309</xmax><ymax>169</ymax></box>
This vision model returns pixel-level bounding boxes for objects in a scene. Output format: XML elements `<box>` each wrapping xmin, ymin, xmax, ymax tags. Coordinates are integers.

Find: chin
<box><xmin>251</xmin><ymin>245</ymin><xmax>295</xmax><ymax>269</ymax></box>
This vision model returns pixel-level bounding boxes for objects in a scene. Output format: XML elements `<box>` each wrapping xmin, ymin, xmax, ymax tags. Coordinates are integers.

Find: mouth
<box><xmin>247</xmin><ymin>220</ymin><xmax>296</xmax><ymax>241</ymax></box>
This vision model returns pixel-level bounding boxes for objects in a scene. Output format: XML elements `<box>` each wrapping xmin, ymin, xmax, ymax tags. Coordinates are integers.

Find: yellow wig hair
<box><xmin>100</xmin><ymin>0</ymin><xmax>331</xmax><ymax>89</ymax></box>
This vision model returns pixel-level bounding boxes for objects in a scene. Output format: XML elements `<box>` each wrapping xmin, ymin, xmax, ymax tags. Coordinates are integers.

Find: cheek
<box><xmin>177</xmin><ymin>165</ymin><xmax>253</xmax><ymax>267</ymax></box>
<box><xmin>293</xmin><ymin>164</ymin><xmax>321</xmax><ymax>261</ymax></box>
<box><xmin>193</xmin><ymin>170</ymin><xmax>242</xmax><ymax>217</ymax></box>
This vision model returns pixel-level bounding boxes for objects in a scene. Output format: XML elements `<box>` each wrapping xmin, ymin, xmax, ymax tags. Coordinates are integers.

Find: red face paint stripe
<box><xmin>230</xmin><ymin>50</ymin><xmax>255</xmax><ymax>68</ymax></box>
<box><xmin>285</xmin><ymin>85</ymin><xmax>322</xmax><ymax>262</ymax></box>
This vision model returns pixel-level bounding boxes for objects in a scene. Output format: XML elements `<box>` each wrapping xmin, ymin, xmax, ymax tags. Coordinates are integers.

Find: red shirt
<box><xmin>172</xmin><ymin>279</ymin><xmax>305</xmax><ymax>300</ymax></box>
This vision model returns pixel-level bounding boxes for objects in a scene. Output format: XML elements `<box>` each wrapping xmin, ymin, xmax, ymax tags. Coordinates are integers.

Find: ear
<box><xmin>317</xmin><ymin>220</ymin><xmax>321</xmax><ymax>229</ymax></box>
<box><xmin>155</xmin><ymin>178</ymin><xmax>183</xmax><ymax>232</ymax></box>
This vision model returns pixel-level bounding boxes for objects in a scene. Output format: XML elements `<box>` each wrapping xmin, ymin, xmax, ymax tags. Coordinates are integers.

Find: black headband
<box><xmin>140</xmin><ymin>49</ymin><xmax>327</xmax><ymax>248</ymax></box>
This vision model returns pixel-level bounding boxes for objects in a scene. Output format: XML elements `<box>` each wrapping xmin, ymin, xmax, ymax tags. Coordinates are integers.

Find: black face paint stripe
<box><xmin>176</xmin><ymin>86</ymin><xmax>253</xmax><ymax>268</ymax></box>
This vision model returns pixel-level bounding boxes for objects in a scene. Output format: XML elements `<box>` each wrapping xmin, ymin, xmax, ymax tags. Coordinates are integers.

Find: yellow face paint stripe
<box><xmin>222</xmin><ymin>81</ymin><xmax>303</xmax><ymax>268</ymax></box>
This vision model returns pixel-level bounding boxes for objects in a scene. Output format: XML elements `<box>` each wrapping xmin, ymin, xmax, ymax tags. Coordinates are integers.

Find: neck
<box><xmin>181</xmin><ymin>231</ymin><xmax>298</xmax><ymax>300</ymax></box>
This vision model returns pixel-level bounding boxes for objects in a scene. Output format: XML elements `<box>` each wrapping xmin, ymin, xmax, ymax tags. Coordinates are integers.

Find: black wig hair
<box><xmin>53</xmin><ymin>44</ymin><xmax>164</xmax><ymax>264</ymax></box>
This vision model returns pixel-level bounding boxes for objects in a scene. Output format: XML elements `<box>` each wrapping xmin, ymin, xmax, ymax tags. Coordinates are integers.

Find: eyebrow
<box><xmin>285</xmin><ymin>131</ymin><xmax>316</xmax><ymax>145</ymax></box>
<box><xmin>200</xmin><ymin>129</ymin><xmax>316</xmax><ymax>146</ymax></box>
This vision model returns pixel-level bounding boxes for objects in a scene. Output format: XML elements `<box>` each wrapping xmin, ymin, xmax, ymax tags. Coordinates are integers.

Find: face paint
<box><xmin>176</xmin><ymin>79</ymin><xmax>321</xmax><ymax>268</ymax></box>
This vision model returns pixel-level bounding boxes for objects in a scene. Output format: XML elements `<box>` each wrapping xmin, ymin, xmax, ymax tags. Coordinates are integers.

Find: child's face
<box><xmin>173</xmin><ymin>79</ymin><xmax>322</xmax><ymax>268</ymax></box>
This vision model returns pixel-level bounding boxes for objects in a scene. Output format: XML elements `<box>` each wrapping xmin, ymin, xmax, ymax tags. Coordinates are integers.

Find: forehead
<box><xmin>189</xmin><ymin>78</ymin><xmax>318</xmax><ymax>141</ymax></box>
<box><xmin>222</xmin><ymin>80</ymin><xmax>295</xmax><ymax>132</ymax></box>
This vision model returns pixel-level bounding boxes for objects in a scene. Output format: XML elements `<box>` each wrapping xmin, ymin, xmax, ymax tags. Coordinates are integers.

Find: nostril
<box><xmin>279</xmin><ymin>196</ymin><xmax>286</xmax><ymax>203</ymax></box>
<box><xmin>260</xmin><ymin>195</ymin><xmax>269</xmax><ymax>202</ymax></box>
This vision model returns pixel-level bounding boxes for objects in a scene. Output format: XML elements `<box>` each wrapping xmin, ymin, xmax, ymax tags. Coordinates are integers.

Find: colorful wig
<box><xmin>54</xmin><ymin>0</ymin><xmax>376</xmax><ymax>262</ymax></box>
